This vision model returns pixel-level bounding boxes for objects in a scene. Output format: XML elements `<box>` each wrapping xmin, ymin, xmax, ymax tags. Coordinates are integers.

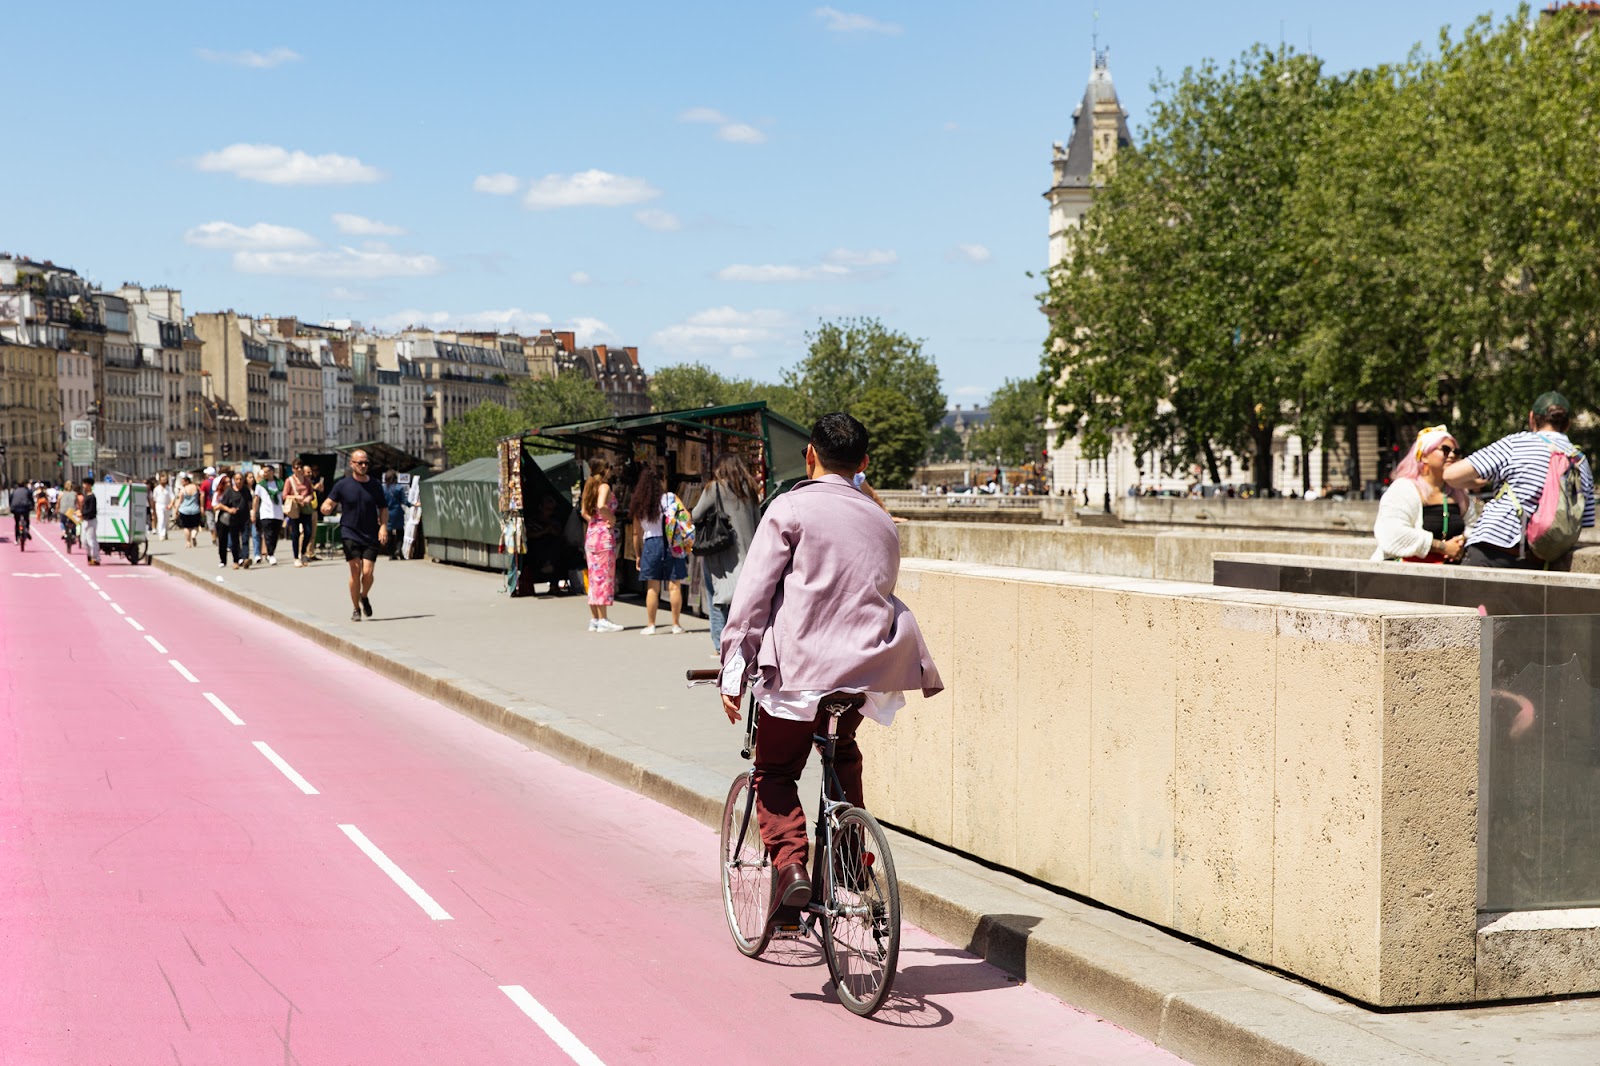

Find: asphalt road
<box><xmin>0</xmin><ymin>524</ymin><xmax>1180</xmax><ymax>1065</ymax></box>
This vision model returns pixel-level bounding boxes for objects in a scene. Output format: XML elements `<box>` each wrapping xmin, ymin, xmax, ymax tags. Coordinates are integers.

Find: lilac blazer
<box><xmin>720</xmin><ymin>474</ymin><xmax>944</xmax><ymax>698</ymax></box>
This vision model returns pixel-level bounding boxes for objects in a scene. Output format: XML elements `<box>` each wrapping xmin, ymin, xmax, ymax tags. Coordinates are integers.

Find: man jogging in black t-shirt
<box><xmin>320</xmin><ymin>450</ymin><xmax>389</xmax><ymax>622</ymax></box>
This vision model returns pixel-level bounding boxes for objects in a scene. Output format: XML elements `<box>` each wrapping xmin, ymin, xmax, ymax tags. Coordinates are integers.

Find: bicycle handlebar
<box><xmin>685</xmin><ymin>668</ymin><xmax>720</xmax><ymax>682</ymax></box>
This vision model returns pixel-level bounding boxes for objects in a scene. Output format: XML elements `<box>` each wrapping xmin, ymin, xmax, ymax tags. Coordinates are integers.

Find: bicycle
<box><xmin>13</xmin><ymin>511</ymin><xmax>29</xmax><ymax>551</ymax></box>
<box><xmin>61</xmin><ymin>514</ymin><xmax>78</xmax><ymax>553</ymax></box>
<box><xmin>687</xmin><ymin>668</ymin><xmax>901</xmax><ymax>1017</ymax></box>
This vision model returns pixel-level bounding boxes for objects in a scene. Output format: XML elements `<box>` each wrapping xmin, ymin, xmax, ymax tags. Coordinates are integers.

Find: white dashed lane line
<box><xmin>145</xmin><ymin>635</ymin><xmax>168</xmax><ymax>654</ymax></box>
<box><xmin>124</xmin><ymin>617</ymin><xmax>145</xmax><ymax>632</ymax></box>
<box><xmin>202</xmin><ymin>692</ymin><xmax>245</xmax><ymax>726</ymax></box>
<box><xmin>337</xmin><ymin>825</ymin><xmax>453</xmax><ymax>921</ymax></box>
<box><xmin>168</xmin><ymin>660</ymin><xmax>199</xmax><ymax>684</ymax></box>
<box><xmin>110</xmin><ymin>603</ymin><xmax>125</xmax><ymax>615</ymax></box>
<box><xmin>499</xmin><ymin>986</ymin><xmax>607</xmax><ymax>1066</ymax></box>
<box><xmin>251</xmin><ymin>742</ymin><xmax>319</xmax><ymax>795</ymax></box>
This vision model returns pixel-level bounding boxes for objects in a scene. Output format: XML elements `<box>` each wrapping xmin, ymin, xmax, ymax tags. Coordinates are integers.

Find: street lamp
<box><xmin>360</xmin><ymin>400</ymin><xmax>374</xmax><ymax>441</ymax></box>
<box><xmin>387</xmin><ymin>407</ymin><xmax>400</xmax><ymax>446</ymax></box>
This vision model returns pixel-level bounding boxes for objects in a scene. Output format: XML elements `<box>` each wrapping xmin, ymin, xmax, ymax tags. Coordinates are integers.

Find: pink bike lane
<box><xmin>1</xmin><ymin>525</ymin><xmax>1183</xmax><ymax>1064</ymax></box>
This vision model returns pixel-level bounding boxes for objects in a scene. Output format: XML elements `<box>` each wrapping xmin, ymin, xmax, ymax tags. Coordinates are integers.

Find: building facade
<box><xmin>0</xmin><ymin>342</ymin><xmax>61</xmax><ymax>482</ymax></box>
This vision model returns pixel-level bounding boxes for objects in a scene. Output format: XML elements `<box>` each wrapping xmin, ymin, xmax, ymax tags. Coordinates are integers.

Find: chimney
<box><xmin>555</xmin><ymin>330</ymin><xmax>576</xmax><ymax>353</ymax></box>
<box><xmin>625</xmin><ymin>346</ymin><xmax>639</xmax><ymax>367</ymax></box>
<box><xmin>594</xmin><ymin>344</ymin><xmax>608</xmax><ymax>362</ymax></box>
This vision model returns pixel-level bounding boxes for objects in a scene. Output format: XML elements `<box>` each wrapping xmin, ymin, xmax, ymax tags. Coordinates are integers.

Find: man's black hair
<box><xmin>809</xmin><ymin>412</ymin><xmax>869</xmax><ymax>471</ymax></box>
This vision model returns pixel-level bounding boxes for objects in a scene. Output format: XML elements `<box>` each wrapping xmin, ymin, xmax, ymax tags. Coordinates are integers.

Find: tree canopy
<box><xmin>1044</xmin><ymin>7</ymin><xmax>1600</xmax><ymax>484</ymax></box>
<box><xmin>441</xmin><ymin>373</ymin><xmax>611</xmax><ymax>466</ymax></box>
<box><xmin>968</xmin><ymin>376</ymin><xmax>1047</xmax><ymax>467</ymax></box>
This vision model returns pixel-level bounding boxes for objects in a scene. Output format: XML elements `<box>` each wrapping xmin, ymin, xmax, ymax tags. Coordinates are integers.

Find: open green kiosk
<box><xmin>526</xmin><ymin>402</ymin><xmax>810</xmax><ymax>603</ymax></box>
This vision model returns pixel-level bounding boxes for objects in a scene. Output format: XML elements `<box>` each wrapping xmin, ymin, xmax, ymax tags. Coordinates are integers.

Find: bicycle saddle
<box><xmin>818</xmin><ymin>691</ymin><xmax>867</xmax><ymax>717</ymax></box>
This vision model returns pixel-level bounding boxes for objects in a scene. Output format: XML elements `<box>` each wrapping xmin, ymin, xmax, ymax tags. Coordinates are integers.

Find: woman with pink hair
<box><xmin>1372</xmin><ymin>425</ymin><xmax>1473</xmax><ymax>563</ymax></box>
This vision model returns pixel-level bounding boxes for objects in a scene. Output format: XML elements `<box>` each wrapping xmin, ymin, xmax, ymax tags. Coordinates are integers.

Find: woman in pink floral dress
<box><xmin>581</xmin><ymin>460</ymin><xmax>623</xmax><ymax>632</ymax></box>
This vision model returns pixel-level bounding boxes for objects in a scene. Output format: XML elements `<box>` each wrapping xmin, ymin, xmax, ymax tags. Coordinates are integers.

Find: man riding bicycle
<box><xmin>10</xmin><ymin>482</ymin><xmax>34</xmax><ymax>542</ymax></box>
<box><xmin>717</xmin><ymin>413</ymin><xmax>943</xmax><ymax>914</ymax></box>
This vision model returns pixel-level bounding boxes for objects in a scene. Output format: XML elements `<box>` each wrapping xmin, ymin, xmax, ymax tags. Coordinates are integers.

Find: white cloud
<box><xmin>454</xmin><ymin>308</ymin><xmax>555</xmax><ymax>333</ymax></box>
<box><xmin>827</xmin><ymin>247</ymin><xmax>898</xmax><ymax>267</ymax></box>
<box><xmin>327</xmin><ymin>287</ymin><xmax>367</xmax><ymax>302</ymax></box>
<box><xmin>566</xmin><ymin>317</ymin><xmax>618</xmax><ymax>345</ymax></box>
<box><xmin>523</xmin><ymin>170</ymin><xmax>661</xmax><ymax>210</ymax></box>
<box><xmin>947</xmin><ymin>243</ymin><xmax>992</xmax><ymax>264</ymax></box>
<box><xmin>232</xmin><ymin>246</ymin><xmax>442</xmax><ymax>279</ymax></box>
<box><xmin>718</xmin><ymin>123</ymin><xmax>766</xmax><ymax>144</ymax></box>
<box><xmin>635</xmin><ymin>208</ymin><xmax>682</xmax><ymax>232</ymax></box>
<box><xmin>814</xmin><ymin>7</ymin><xmax>902</xmax><ymax>34</ymax></box>
<box><xmin>950</xmin><ymin>385</ymin><xmax>988</xmax><ymax>399</ymax></box>
<box><xmin>653</xmin><ymin>307</ymin><xmax>795</xmax><ymax>359</ymax></box>
<box><xmin>196</xmin><ymin>47</ymin><xmax>301</xmax><ymax>69</ymax></box>
<box><xmin>332</xmin><ymin>213</ymin><xmax>405</xmax><ymax>237</ymax></box>
<box><xmin>718</xmin><ymin>247</ymin><xmax>897</xmax><ymax>283</ymax></box>
<box><xmin>196</xmin><ymin>143</ymin><xmax>381</xmax><ymax>185</ymax></box>
<box><xmin>371</xmin><ymin>309</ymin><xmax>452</xmax><ymax>331</ymax></box>
<box><xmin>569</xmin><ymin>271</ymin><xmax>593</xmax><ymax>286</ymax></box>
<box><xmin>473</xmin><ymin>173</ymin><xmax>521</xmax><ymax>195</ymax></box>
<box><xmin>183</xmin><ymin>221</ymin><xmax>317</xmax><ymax>250</ymax></box>
<box><xmin>679</xmin><ymin>106</ymin><xmax>767</xmax><ymax>145</ymax></box>
<box><xmin>717</xmin><ymin>263</ymin><xmax>852</xmax><ymax>283</ymax></box>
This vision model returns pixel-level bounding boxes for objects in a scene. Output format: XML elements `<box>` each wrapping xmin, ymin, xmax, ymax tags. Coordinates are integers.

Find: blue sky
<box><xmin>3</xmin><ymin>1</ymin><xmax>1505</xmax><ymax>405</ymax></box>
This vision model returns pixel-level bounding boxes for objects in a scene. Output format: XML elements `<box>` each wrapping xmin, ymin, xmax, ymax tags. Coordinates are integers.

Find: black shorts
<box><xmin>342</xmin><ymin>541</ymin><xmax>380</xmax><ymax>563</ymax></box>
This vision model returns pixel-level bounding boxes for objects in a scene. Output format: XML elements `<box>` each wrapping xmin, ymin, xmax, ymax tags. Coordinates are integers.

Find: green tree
<box><xmin>787</xmin><ymin>318</ymin><xmax>946</xmax><ymax>432</ymax></box>
<box><xmin>516</xmin><ymin>373</ymin><xmax>613</xmax><ymax>452</ymax></box>
<box><xmin>649</xmin><ymin>363</ymin><xmax>733</xmax><ymax>411</ymax></box>
<box><xmin>441</xmin><ymin>401</ymin><xmax>528</xmax><ymax>466</ymax></box>
<box><xmin>928</xmin><ymin>424</ymin><xmax>964</xmax><ymax>462</ymax></box>
<box><xmin>1045</xmin><ymin>47</ymin><xmax>1339</xmax><ymax>487</ymax></box>
<box><xmin>853</xmin><ymin>387</ymin><xmax>927</xmax><ymax>490</ymax></box>
<box><xmin>967</xmin><ymin>377</ymin><xmax>1045</xmax><ymax>466</ymax></box>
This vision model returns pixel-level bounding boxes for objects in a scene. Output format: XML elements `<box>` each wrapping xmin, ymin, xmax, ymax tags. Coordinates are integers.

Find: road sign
<box><xmin>97</xmin><ymin>446</ymin><xmax>118</xmax><ymax>461</ymax></box>
<box><xmin>69</xmin><ymin>420</ymin><xmax>92</xmax><ymax>441</ymax></box>
<box><xmin>66</xmin><ymin>440</ymin><xmax>95</xmax><ymax>465</ymax></box>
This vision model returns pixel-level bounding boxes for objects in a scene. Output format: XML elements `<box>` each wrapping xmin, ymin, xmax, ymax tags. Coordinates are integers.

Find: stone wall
<box><xmin>897</xmin><ymin>521</ymin><xmax>1376</xmax><ymax>583</ymax></box>
<box><xmin>864</xmin><ymin>559</ymin><xmax>1485</xmax><ymax>1006</ymax></box>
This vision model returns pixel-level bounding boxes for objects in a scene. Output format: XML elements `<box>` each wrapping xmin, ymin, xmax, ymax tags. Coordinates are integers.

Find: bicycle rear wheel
<box><xmin>720</xmin><ymin>773</ymin><xmax>772</xmax><ymax>957</ymax></box>
<box><xmin>821</xmin><ymin>808</ymin><xmax>900</xmax><ymax>1016</ymax></box>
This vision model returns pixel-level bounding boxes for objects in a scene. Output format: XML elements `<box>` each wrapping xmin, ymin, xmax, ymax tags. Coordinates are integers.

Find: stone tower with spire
<box><xmin>1045</xmin><ymin>47</ymin><xmax>1132</xmax><ymax>270</ymax></box>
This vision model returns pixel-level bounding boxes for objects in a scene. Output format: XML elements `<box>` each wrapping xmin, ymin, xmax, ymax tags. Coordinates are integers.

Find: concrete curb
<box><xmin>156</xmin><ymin>555</ymin><xmax>1445</xmax><ymax>1066</ymax></box>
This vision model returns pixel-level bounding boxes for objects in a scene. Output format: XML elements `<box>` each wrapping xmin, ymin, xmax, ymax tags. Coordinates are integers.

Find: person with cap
<box><xmin>1445</xmin><ymin>391</ymin><xmax>1595</xmax><ymax>570</ymax></box>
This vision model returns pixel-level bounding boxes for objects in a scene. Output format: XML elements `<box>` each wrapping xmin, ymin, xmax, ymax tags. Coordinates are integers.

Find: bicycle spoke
<box><xmin>720</xmin><ymin>774</ymin><xmax>772</xmax><ymax>957</ymax></box>
<box><xmin>822</xmin><ymin>809</ymin><xmax>900</xmax><ymax>1016</ymax></box>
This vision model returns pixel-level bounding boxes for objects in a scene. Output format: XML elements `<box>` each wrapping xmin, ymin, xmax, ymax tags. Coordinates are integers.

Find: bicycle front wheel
<box><xmin>821</xmin><ymin>808</ymin><xmax>900</xmax><ymax>1016</ymax></box>
<box><xmin>720</xmin><ymin>773</ymin><xmax>772</xmax><ymax>958</ymax></box>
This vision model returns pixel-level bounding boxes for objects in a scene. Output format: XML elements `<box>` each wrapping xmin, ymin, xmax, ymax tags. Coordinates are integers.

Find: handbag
<box><xmin>691</xmin><ymin>486</ymin><xmax>735</xmax><ymax>556</ymax></box>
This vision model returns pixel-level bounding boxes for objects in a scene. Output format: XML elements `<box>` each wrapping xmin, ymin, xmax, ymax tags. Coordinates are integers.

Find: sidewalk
<box><xmin>148</xmin><ymin>539</ymin><xmax>1600</xmax><ymax>1064</ymax></box>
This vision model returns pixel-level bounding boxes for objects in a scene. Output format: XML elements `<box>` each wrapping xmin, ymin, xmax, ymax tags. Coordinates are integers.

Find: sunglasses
<box><xmin>1438</xmin><ymin>445</ymin><xmax>1458</xmax><ymax>457</ymax></box>
<box><xmin>351</xmin><ymin>460</ymin><xmax>369</xmax><ymax>466</ymax></box>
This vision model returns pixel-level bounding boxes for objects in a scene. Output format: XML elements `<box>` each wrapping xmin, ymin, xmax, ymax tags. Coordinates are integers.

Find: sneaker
<box><xmin>294</xmin><ymin>559</ymin><xmax>304</xmax><ymax>568</ymax></box>
<box><xmin>670</xmin><ymin>625</ymin><xmax>685</xmax><ymax>635</ymax></box>
<box><xmin>596</xmin><ymin>619</ymin><xmax>623</xmax><ymax>632</ymax></box>
<box><xmin>588</xmin><ymin>619</ymin><xmax>600</xmax><ymax>632</ymax></box>
<box><xmin>218</xmin><ymin>562</ymin><xmax>226</xmax><ymax>569</ymax></box>
<box><xmin>351</xmin><ymin>609</ymin><xmax>362</xmax><ymax>622</ymax></box>
<box><xmin>361</xmin><ymin>595</ymin><xmax>373</xmax><ymax>618</ymax></box>
<box><xmin>268</xmin><ymin>556</ymin><xmax>277</xmax><ymax>566</ymax></box>
<box><xmin>640</xmin><ymin>625</ymin><xmax>657</xmax><ymax>636</ymax></box>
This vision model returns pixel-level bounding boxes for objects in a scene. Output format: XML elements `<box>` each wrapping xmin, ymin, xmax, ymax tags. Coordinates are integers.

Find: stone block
<box><xmin>1376</xmin><ymin>614</ymin><xmax>1480</xmax><ymax>1004</ymax></box>
<box><xmin>1015</xmin><ymin>582</ymin><xmax>1095</xmax><ymax>891</ymax></box>
<box><xmin>865</xmin><ymin>566</ymin><xmax>954</xmax><ymax>841</ymax></box>
<box><xmin>1476</xmin><ymin>909</ymin><xmax>1600</xmax><ymax>999</ymax></box>
<box><xmin>950</xmin><ymin>576</ymin><xmax>1020</xmax><ymax>865</ymax></box>
<box><xmin>1089</xmin><ymin>589</ymin><xmax>1177</xmax><ymax>924</ymax></box>
<box><xmin>1173</xmin><ymin>598</ymin><xmax>1277</xmax><ymax>959</ymax></box>
<box><xmin>1272</xmin><ymin>608</ymin><xmax>1384</xmax><ymax>1002</ymax></box>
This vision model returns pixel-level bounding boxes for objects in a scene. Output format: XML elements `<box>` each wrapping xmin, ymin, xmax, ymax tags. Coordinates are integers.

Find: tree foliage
<box><xmin>442</xmin><ymin>373</ymin><xmax>612</xmax><ymax>466</ymax></box>
<box><xmin>786</xmin><ymin>318</ymin><xmax>946</xmax><ymax>433</ymax></box>
<box><xmin>1045</xmin><ymin>7</ymin><xmax>1600</xmax><ymax>482</ymax></box>
<box><xmin>853</xmin><ymin>387</ymin><xmax>927</xmax><ymax>489</ymax></box>
<box><xmin>648</xmin><ymin>361</ymin><xmax>805</xmax><ymax>423</ymax></box>
<box><xmin>968</xmin><ymin>376</ymin><xmax>1046</xmax><ymax>466</ymax></box>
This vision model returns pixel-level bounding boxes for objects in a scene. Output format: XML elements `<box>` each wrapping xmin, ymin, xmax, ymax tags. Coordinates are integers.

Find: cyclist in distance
<box><xmin>717</xmin><ymin>412</ymin><xmax>944</xmax><ymax>914</ymax></box>
<box><xmin>10</xmin><ymin>481</ymin><xmax>34</xmax><ymax>543</ymax></box>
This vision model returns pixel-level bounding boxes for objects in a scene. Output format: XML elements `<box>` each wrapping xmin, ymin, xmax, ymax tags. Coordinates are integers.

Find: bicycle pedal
<box><xmin>771</xmin><ymin>922</ymin><xmax>807</xmax><ymax>939</ymax></box>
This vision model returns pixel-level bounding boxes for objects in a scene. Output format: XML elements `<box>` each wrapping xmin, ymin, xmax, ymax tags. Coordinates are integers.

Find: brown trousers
<box><xmin>753</xmin><ymin>706</ymin><xmax>865</xmax><ymax>871</ymax></box>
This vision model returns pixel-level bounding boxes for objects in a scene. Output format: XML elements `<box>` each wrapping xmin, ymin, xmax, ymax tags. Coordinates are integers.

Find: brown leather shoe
<box><xmin>772</xmin><ymin>862</ymin><xmax>812</xmax><ymax>910</ymax></box>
